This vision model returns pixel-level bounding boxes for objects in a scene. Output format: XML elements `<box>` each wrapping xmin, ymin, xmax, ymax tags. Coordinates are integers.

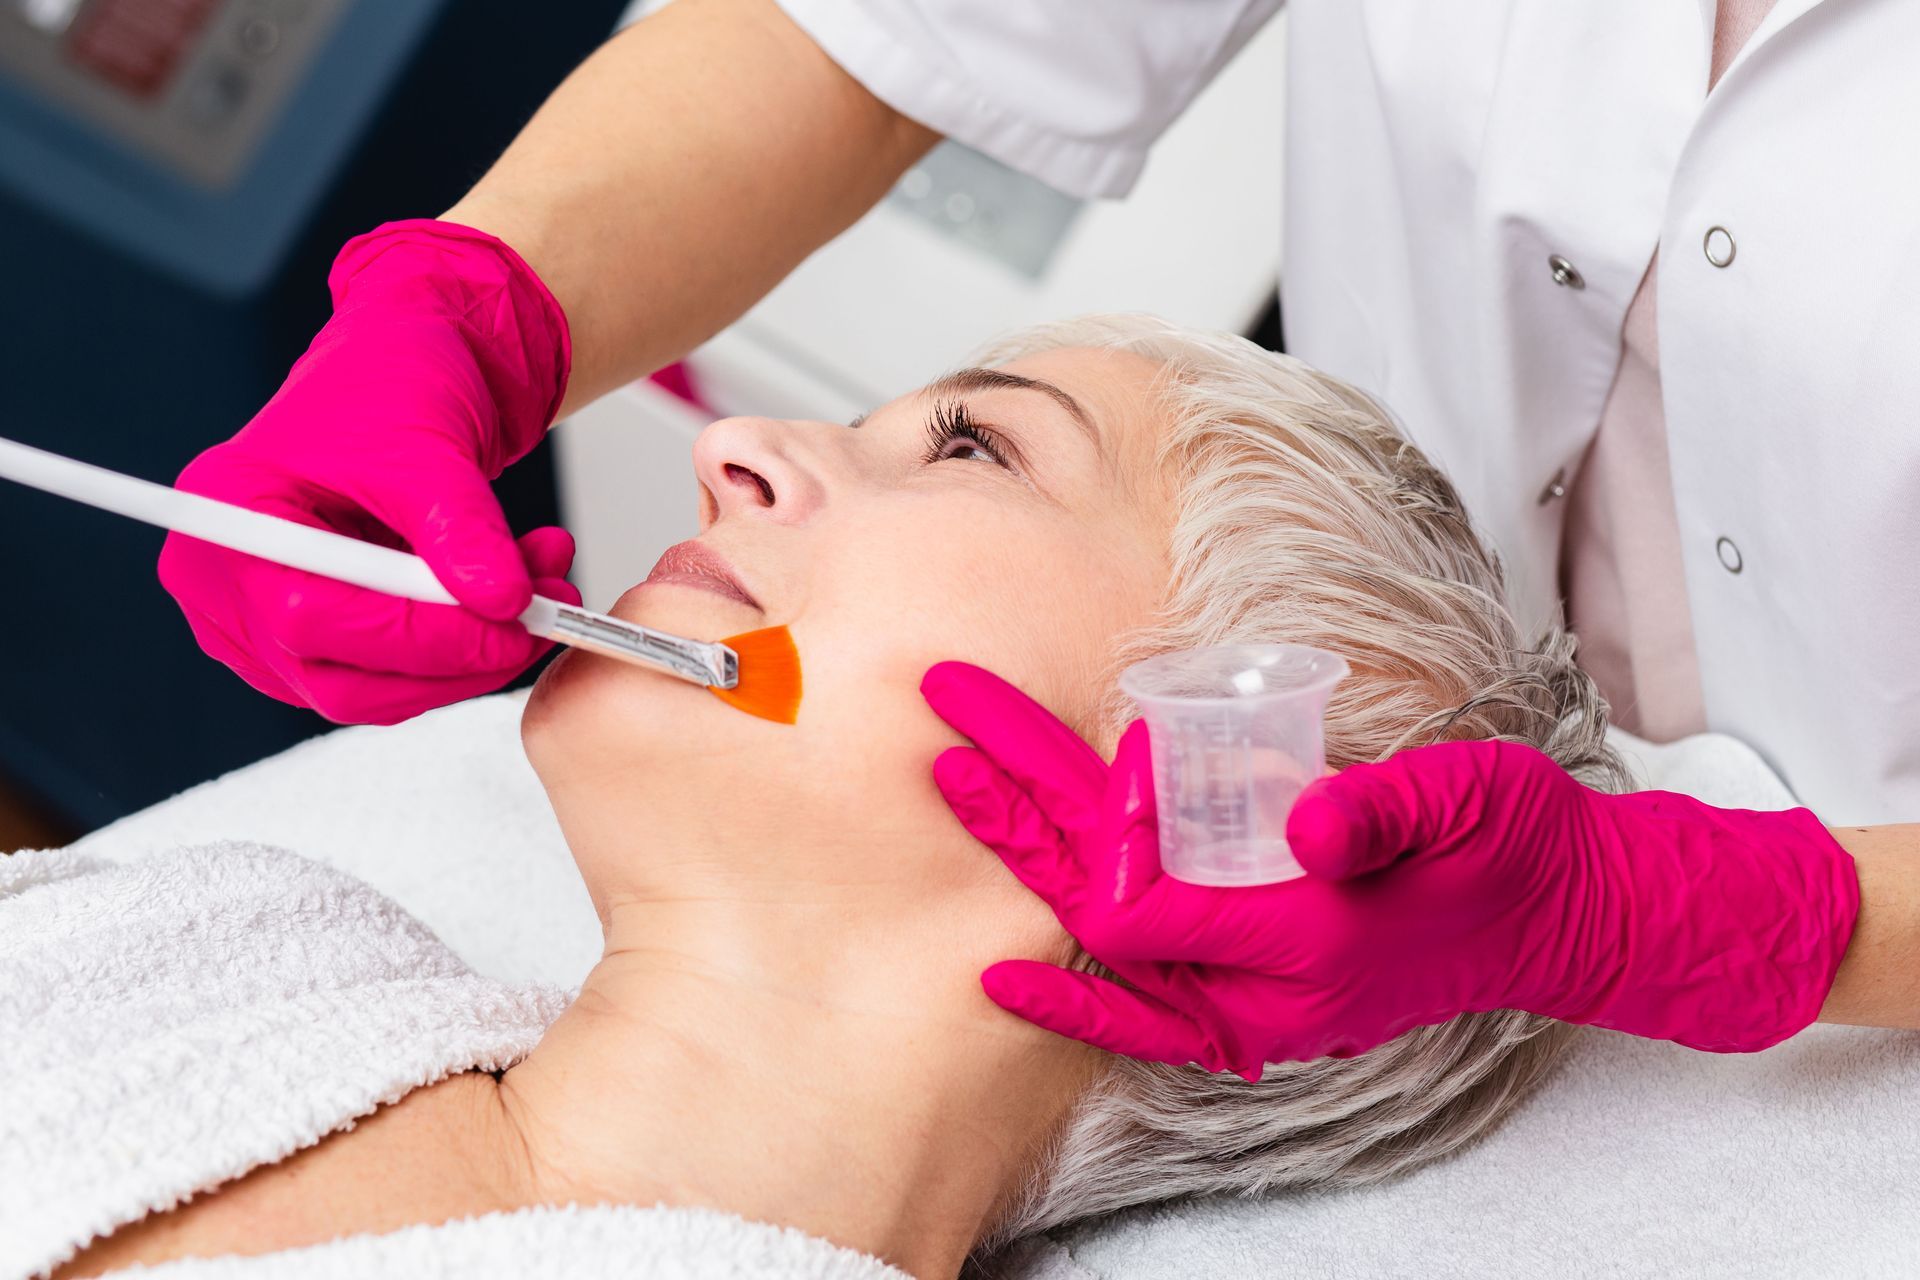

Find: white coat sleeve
<box><xmin>772</xmin><ymin>0</ymin><xmax>1283</xmax><ymax>199</ymax></box>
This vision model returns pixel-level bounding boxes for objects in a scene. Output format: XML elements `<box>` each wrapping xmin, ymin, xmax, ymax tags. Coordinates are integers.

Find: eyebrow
<box><xmin>922</xmin><ymin>367</ymin><xmax>1105</xmax><ymax>456</ymax></box>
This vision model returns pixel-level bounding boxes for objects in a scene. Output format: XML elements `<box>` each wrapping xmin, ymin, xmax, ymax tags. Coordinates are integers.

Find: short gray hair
<box><xmin>964</xmin><ymin>314</ymin><xmax>1629</xmax><ymax>1248</ymax></box>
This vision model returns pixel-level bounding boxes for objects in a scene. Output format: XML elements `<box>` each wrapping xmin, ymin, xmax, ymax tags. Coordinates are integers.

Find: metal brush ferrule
<box><xmin>532</xmin><ymin>599</ymin><xmax>737</xmax><ymax>688</ymax></box>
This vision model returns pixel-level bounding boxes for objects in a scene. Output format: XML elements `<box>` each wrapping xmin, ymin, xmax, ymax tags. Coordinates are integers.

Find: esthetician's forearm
<box><xmin>442</xmin><ymin>0</ymin><xmax>940</xmax><ymax>416</ymax></box>
<box><xmin>1817</xmin><ymin>824</ymin><xmax>1920</xmax><ymax>1030</ymax></box>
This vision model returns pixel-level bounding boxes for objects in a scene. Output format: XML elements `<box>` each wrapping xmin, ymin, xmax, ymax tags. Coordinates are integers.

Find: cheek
<box><xmin>919</xmin><ymin>876</ymin><xmax>1086</xmax><ymax>973</ymax></box>
<box><xmin>519</xmin><ymin>635</ymin><xmax>769</xmax><ymax>793</ymax></box>
<box><xmin>790</xmin><ymin>498</ymin><xmax>1156</xmax><ymax>741</ymax></box>
<box><xmin>520</xmin><ymin>649</ymin><xmax>649</xmax><ymax>799</ymax></box>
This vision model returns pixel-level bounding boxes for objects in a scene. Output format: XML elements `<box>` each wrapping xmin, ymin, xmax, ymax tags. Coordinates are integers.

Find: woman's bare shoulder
<box><xmin>52</xmin><ymin>1072</ymin><xmax>520</xmax><ymax>1279</ymax></box>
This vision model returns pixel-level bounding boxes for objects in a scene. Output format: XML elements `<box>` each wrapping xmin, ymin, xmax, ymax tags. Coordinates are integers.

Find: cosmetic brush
<box><xmin>0</xmin><ymin>435</ymin><xmax>802</xmax><ymax>724</ymax></box>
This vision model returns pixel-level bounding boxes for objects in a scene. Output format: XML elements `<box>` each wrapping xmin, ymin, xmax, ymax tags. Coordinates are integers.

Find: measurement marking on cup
<box><xmin>1122</xmin><ymin>644</ymin><xmax>1348</xmax><ymax>887</ymax></box>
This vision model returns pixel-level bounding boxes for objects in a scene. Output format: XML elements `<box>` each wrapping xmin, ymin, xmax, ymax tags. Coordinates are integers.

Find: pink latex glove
<box><xmin>157</xmin><ymin>219</ymin><xmax>578</xmax><ymax>725</ymax></box>
<box><xmin>923</xmin><ymin>661</ymin><xmax>1861</xmax><ymax>1078</ymax></box>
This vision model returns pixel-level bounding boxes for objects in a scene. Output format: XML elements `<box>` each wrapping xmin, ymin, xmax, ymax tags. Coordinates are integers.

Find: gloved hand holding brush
<box><xmin>159</xmin><ymin>220</ymin><xmax>578</xmax><ymax>724</ymax></box>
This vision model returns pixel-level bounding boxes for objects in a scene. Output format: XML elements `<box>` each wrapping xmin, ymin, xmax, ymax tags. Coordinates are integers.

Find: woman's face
<box><xmin>523</xmin><ymin>346</ymin><xmax>1176</xmax><ymax>910</ymax></box>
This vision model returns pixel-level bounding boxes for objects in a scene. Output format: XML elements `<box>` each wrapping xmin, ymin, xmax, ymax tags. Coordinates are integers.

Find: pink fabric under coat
<box><xmin>1558</xmin><ymin>0</ymin><xmax>1776</xmax><ymax>740</ymax></box>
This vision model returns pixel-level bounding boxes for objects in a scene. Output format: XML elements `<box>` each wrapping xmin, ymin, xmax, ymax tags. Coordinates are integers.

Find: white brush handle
<box><xmin>0</xmin><ymin>434</ymin><xmax>734</xmax><ymax>687</ymax></box>
<box><xmin>0</xmin><ymin>434</ymin><xmax>458</xmax><ymax>605</ymax></box>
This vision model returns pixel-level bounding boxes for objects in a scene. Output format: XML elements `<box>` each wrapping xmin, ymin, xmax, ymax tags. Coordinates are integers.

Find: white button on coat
<box><xmin>776</xmin><ymin>0</ymin><xmax>1919</xmax><ymax>824</ymax></box>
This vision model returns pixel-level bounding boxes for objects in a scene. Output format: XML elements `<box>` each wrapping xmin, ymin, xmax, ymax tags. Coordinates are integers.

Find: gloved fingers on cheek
<box><xmin>1159</xmin><ymin>967</ymin><xmax>1282</xmax><ymax>1074</ymax></box>
<box><xmin>1099</xmin><ymin>950</ymin><xmax>1209</xmax><ymax>1009</ymax></box>
<box><xmin>1107</xmin><ymin>720</ymin><xmax>1156</xmax><ymax>819</ymax></box>
<box><xmin>932</xmin><ymin>747</ymin><xmax>1082</xmax><ymax>905</ymax></box>
<box><xmin>1139</xmin><ymin>961</ymin><xmax>1274</xmax><ymax>1077</ymax></box>
<box><xmin>980</xmin><ymin>959</ymin><xmax>1213</xmax><ymax>1069</ymax></box>
<box><xmin>263</xmin><ymin>568</ymin><xmax>546</xmax><ymax>676</ymax></box>
<box><xmin>920</xmin><ymin>662</ymin><xmax>1107</xmax><ymax>830</ymax></box>
<box><xmin>1089</xmin><ymin>953</ymin><xmax>1202</xmax><ymax>1022</ymax></box>
<box><xmin>1092</xmin><ymin>719</ymin><xmax>1163</xmax><ymax>907</ymax></box>
<box><xmin>1073</xmin><ymin>875</ymin><xmax>1286</xmax><ymax>968</ymax></box>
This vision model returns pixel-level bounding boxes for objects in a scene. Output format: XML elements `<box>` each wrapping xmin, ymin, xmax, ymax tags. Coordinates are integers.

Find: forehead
<box><xmin>987</xmin><ymin>345</ymin><xmax>1173</xmax><ymax>478</ymax></box>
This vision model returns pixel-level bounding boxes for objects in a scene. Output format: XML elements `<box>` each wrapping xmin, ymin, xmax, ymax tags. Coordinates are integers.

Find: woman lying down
<box><xmin>11</xmin><ymin>314</ymin><xmax>1627</xmax><ymax>1280</ymax></box>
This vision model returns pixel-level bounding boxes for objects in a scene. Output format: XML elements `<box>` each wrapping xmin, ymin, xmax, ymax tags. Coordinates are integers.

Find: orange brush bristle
<box><xmin>708</xmin><ymin>625</ymin><xmax>803</xmax><ymax>724</ymax></box>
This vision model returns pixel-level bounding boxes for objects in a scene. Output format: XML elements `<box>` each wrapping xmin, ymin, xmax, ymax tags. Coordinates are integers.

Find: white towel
<box><xmin>43</xmin><ymin>692</ymin><xmax>1920</xmax><ymax>1277</ymax></box>
<box><xmin>117</xmin><ymin>1203</ymin><xmax>916</xmax><ymax>1280</ymax></box>
<box><xmin>65</xmin><ymin>692</ymin><xmax>601</xmax><ymax>991</ymax></box>
<box><xmin>0</xmin><ymin>840</ymin><xmax>907</xmax><ymax>1280</ymax></box>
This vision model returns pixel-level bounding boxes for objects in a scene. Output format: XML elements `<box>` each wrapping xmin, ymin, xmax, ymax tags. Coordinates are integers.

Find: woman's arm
<box><xmin>157</xmin><ymin>0</ymin><xmax>938</xmax><ymax>726</ymax></box>
<box><xmin>443</xmin><ymin>0</ymin><xmax>941</xmax><ymax>416</ymax></box>
<box><xmin>1818</xmin><ymin>825</ymin><xmax>1920</xmax><ymax>1029</ymax></box>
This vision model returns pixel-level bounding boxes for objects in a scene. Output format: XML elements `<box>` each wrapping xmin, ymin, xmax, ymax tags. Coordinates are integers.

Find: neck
<box><xmin>488</xmin><ymin>871</ymin><xmax>1095</xmax><ymax>1278</ymax></box>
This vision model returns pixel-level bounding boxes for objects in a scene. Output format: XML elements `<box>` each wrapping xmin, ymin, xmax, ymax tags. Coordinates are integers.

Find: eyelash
<box><xmin>921</xmin><ymin>400</ymin><xmax>1013</xmax><ymax>469</ymax></box>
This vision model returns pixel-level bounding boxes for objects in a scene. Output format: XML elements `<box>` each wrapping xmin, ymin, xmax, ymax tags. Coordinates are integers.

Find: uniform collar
<box><xmin>1698</xmin><ymin>0</ymin><xmax>1833</xmax><ymax>92</ymax></box>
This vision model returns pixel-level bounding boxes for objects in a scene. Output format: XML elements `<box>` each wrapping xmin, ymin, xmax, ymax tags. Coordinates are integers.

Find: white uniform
<box><xmin>776</xmin><ymin>0</ymin><xmax>1920</xmax><ymax>826</ymax></box>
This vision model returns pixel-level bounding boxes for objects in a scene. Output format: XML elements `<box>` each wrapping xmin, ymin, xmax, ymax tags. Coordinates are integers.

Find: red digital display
<box><xmin>65</xmin><ymin>0</ymin><xmax>220</xmax><ymax>99</ymax></box>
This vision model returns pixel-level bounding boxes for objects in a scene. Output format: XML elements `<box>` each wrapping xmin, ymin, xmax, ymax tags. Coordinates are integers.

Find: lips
<box><xmin>642</xmin><ymin>540</ymin><xmax>762</xmax><ymax>609</ymax></box>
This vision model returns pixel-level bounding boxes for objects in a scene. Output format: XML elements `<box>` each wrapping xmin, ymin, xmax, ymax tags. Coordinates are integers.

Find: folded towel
<box><xmin>67</xmin><ymin>691</ymin><xmax>601</xmax><ymax>991</ymax></box>
<box><xmin>0</xmin><ymin>841</ymin><xmax>906</xmax><ymax>1280</ymax></box>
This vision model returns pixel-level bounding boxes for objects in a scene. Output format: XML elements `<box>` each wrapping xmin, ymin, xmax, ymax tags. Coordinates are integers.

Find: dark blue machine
<box><xmin>0</xmin><ymin>0</ymin><xmax>630</xmax><ymax>831</ymax></box>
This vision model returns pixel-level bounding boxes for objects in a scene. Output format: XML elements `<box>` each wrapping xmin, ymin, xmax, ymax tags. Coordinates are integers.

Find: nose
<box><xmin>691</xmin><ymin>416</ymin><xmax>830</xmax><ymax>528</ymax></box>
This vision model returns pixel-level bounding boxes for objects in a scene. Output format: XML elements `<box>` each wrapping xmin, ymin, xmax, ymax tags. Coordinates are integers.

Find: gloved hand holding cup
<box><xmin>1120</xmin><ymin>644</ymin><xmax>1348</xmax><ymax>886</ymax></box>
<box><xmin>925</xmin><ymin>656</ymin><xmax>1861</xmax><ymax>1079</ymax></box>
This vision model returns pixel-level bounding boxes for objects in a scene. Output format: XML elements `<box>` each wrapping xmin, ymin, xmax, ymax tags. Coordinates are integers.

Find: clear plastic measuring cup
<box><xmin>1119</xmin><ymin>644</ymin><xmax>1349</xmax><ymax>887</ymax></box>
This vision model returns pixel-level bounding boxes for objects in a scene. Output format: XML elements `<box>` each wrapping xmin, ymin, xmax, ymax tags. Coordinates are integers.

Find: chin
<box><xmin>608</xmin><ymin>580</ymin><xmax>761</xmax><ymax>639</ymax></box>
<box><xmin>520</xmin><ymin>639</ymin><xmax>731</xmax><ymax>784</ymax></box>
<box><xmin>522</xmin><ymin>573</ymin><xmax>824</xmax><ymax>788</ymax></box>
<box><xmin>520</xmin><ymin>646</ymin><xmax>598</xmax><ymax>775</ymax></box>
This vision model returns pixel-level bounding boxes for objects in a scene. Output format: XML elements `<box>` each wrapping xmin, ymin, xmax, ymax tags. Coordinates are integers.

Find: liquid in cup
<box><xmin>1119</xmin><ymin>644</ymin><xmax>1349</xmax><ymax>887</ymax></box>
